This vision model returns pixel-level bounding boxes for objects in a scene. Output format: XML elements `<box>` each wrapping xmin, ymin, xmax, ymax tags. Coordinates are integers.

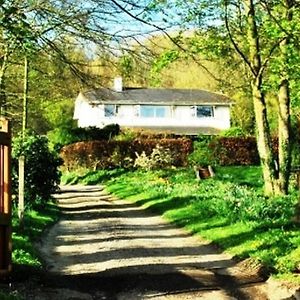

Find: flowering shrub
<box><xmin>134</xmin><ymin>145</ymin><xmax>173</xmax><ymax>170</ymax></box>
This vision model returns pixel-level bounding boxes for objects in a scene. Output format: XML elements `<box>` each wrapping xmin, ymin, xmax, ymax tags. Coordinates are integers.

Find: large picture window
<box><xmin>196</xmin><ymin>106</ymin><xmax>214</xmax><ymax>118</ymax></box>
<box><xmin>140</xmin><ymin>105</ymin><xmax>167</xmax><ymax>118</ymax></box>
<box><xmin>104</xmin><ymin>104</ymin><xmax>118</xmax><ymax>117</ymax></box>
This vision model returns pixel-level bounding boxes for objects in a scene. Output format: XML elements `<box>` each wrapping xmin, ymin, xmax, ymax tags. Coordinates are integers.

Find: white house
<box><xmin>73</xmin><ymin>78</ymin><xmax>232</xmax><ymax>135</ymax></box>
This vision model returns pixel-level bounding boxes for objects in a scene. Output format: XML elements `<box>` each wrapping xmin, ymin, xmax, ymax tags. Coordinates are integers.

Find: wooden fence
<box><xmin>0</xmin><ymin>119</ymin><xmax>11</xmax><ymax>276</ymax></box>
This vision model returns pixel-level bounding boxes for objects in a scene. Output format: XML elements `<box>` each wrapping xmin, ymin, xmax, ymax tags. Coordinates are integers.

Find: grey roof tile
<box><xmin>81</xmin><ymin>88</ymin><xmax>231</xmax><ymax>105</ymax></box>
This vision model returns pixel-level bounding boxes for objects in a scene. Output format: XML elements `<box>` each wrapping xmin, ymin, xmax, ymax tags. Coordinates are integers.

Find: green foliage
<box><xmin>61</xmin><ymin>168</ymin><xmax>128</xmax><ymax>185</ymax></box>
<box><xmin>118</xmin><ymin>55</ymin><xmax>134</xmax><ymax>80</ymax></box>
<box><xmin>220</xmin><ymin>126</ymin><xmax>248</xmax><ymax>137</ymax></box>
<box><xmin>113</xmin><ymin>128</ymin><xmax>142</xmax><ymax>142</ymax></box>
<box><xmin>150</xmin><ymin>49</ymin><xmax>180</xmax><ymax>86</ymax></box>
<box><xmin>72</xmin><ymin>125</ymin><xmax>120</xmax><ymax>141</ymax></box>
<box><xmin>113</xmin><ymin>128</ymin><xmax>179</xmax><ymax>141</ymax></box>
<box><xmin>48</xmin><ymin>124</ymin><xmax>120</xmax><ymax>150</ymax></box>
<box><xmin>216</xmin><ymin>166</ymin><xmax>264</xmax><ymax>188</ymax></box>
<box><xmin>188</xmin><ymin>136</ymin><xmax>215</xmax><ymax>167</ymax></box>
<box><xmin>12</xmin><ymin>132</ymin><xmax>62</xmax><ymax>207</ymax></box>
<box><xmin>12</xmin><ymin>202</ymin><xmax>59</xmax><ymax>267</ymax></box>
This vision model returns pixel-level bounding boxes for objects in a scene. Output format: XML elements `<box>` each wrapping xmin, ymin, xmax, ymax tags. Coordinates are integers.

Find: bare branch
<box><xmin>224</xmin><ymin>2</ymin><xmax>255</xmax><ymax>76</ymax></box>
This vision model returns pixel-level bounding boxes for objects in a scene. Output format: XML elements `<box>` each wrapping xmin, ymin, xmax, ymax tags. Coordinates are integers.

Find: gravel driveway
<box><xmin>10</xmin><ymin>185</ymin><xmax>280</xmax><ymax>299</ymax></box>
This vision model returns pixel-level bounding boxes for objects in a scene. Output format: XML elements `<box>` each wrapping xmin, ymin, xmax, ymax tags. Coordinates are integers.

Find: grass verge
<box><xmin>0</xmin><ymin>201</ymin><xmax>60</xmax><ymax>299</ymax></box>
<box><xmin>12</xmin><ymin>202</ymin><xmax>60</xmax><ymax>267</ymax></box>
<box><xmin>62</xmin><ymin>166</ymin><xmax>300</xmax><ymax>285</ymax></box>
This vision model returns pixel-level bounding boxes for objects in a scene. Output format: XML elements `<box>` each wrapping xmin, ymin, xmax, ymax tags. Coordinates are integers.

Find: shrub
<box><xmin>113</xmin><ymin>128</ymin><xmax>177</xmax><ymax>141</ymax></box>
<box><xmin>60</xmin><ymin>138</ymin><xmax>192</xmax><ymax>170</ymax></box>
<box><xmin>134</xmin><ymin>151</ymin><xmax>151</xmax><ymax>170</ymax></box>
<box><xmin>113</xmin><ymin>128</ymin><xmax>138</xmax><ymax>141</ymax></box>
<box><xmin>210</xmin><ymin>136</ymin><xmax>281</xmax><ymax>166</ymax></box>
<box><xmin>188</xmin><ymin>137</ymin><xmax>216</xmax><ymax>167</ymax></box>
<box><xmin>134</xmin><ymin>145</ymin><xmax>173</xmax><ymax>170</ymax></box>
<box><xmin>220</xmin><ymin>126</ymin><xmax>248</xmax><ymax>137</ymax></box>
<box><xmin>48</xmin><ymin>124</ymin><xmax>120</xmax><ymax>150</ymax></box>
<box><xmin>210</xmin><ymin>137</ymin><xmax>260</xmax><ymax>165</ymax></box>
<box><xmin>72</xmin><ymin>124</ymin><xmax>120</xmax><ymax>141</ymax></box>
<box><xmin>12</xmin><ymin>132</ymin><xmax>62</xmax><ymax>207</ymax></box>
<box><xmin>222</xmin><ymin>185</ymin><xmax>296</xmax><ymax>223</ymax></box>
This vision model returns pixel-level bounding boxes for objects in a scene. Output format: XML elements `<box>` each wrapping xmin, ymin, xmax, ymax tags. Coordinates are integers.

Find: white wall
<box><xmin>74</xmin><ymin>96</ymin><xmax>105</xmax><ymax>127</ymax></box>
<box><xmin>74</xmin><ymin>102</ymin><xmax>231</xmax><ymax>130</ymax></box>
<box><xmin>214</xmin><ymin>106</ymin><xmax>231</xmax><ymax>129</ymax></box>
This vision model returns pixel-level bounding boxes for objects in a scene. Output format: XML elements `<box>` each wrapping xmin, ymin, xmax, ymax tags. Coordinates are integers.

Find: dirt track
<box><xmin>5</xmin><ymin>185</ymin><xmax>291</xmax><ymax>299</ymax></box>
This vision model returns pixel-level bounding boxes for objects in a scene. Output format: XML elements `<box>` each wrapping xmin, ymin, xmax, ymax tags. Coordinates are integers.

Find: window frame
<box><xmin>139</xmin><ymin>105</ymin><xmax>168</xmax><ymax>118</ymax></box>
<box><xmin>195</xmin><ymin>105</ymin><xmax>214</xmax><ymax>118</ymax></box>
<box><xmin>104</xmin><ymin>104</ymin><xmax>118</xmax><ymax>117</ymax></box>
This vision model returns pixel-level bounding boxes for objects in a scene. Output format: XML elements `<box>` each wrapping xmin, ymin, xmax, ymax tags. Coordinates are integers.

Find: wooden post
<box><xmin>0</xmin><ymin>118</ymin><xmax>12</xmax><ymax>276</ymax></box>
<box><xmin>18</xmin><ymin>156</ymin><xmax>25</xmax><ymax>222</ymax></box>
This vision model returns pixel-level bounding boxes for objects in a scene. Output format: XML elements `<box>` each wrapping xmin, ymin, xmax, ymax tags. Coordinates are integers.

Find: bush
<box><xmin>72</xmin><ymin>124</ymin><xmax>120</xmax><ymax>141</ymax></box>
<box><xmin>220</xmin><ymin>126</ymin><xmax>248</xmax><ymax>137</ymax></box>
<box><xmin>222</xmin><ymin>184</ymin><xmax>295</xmax><ymax>223</ymax></box>
<box><xmin>210</xmin><ymin>137</ymin><xmax>260</xmax><ymax>165</ymax></box>
<box><xmin>113</xmin><ymin>128</ymin><xmax>177</xmax><ymax>141</ymax></box>
<box><xmin>12</xmin><ymin>132</ymin><xmax>62</xmax><ymax>207</ymax></box>
<box><xmin>134</xmin><ymin>145</ymin><xmax>173</xmax><ymax>170</ymax></box>
<box><xmin>48</xmin><ymin>124</ymin><xmax>120</xmax><ymax>150</ymax></box>
<box><xmin>60</xmin><ymin>138</ymin><xmax>192</xmax><ymax>170</ymax></box>
<box><xmin>188</xmin><ymin>137</ymin><xmax>216</xmax><ymax>167</ymax></box>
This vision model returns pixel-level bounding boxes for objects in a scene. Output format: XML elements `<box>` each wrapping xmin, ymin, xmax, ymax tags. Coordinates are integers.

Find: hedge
<box><xmin>60</xmin><ymin>138</ymin><xmax>193</xmax><ymax>170</ymax></box>
<box><xmin>209</xmin><ymin>136</ymin><xmax>279</xmax><ymax>166</ymax></box>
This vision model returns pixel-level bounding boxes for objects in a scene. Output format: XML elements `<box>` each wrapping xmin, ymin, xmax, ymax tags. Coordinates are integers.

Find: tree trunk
<box><xmin>252</xmin><ymin>78</ymin><xmax>276</xmax><ymax>195</ymax></box>
<box><xmin>277</xmin><ymin>77</ymin><xmax>291</xmax><ymax>194</ymax></box>
<box><xmin>0</xmin><ymin>49</ymin><xmax>9</xmax><ymax>117</ymax></box>
<box><xmin>245</xmin><ymin>0</ymin><xmax>276</xmax><ymax>196</ymax></box>
<box><xmin>276</xmin><ymin>0</ymin><xmax>294</xmax><ymax>194</ymax></box>
<box><xmin>22</xmin><ymin>55</ymin><xmax>29</xmax><ymax>139</ymax></box>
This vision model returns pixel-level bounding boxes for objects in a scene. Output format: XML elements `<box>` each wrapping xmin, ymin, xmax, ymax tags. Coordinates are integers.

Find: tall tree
<box><xmin>153</xmin><ymin>0</ymin><xmax>300</xmax><ymax>195</ymax></box>
<box><xmin>276</xmin><ymin>0</ymin><xmax>295</xmax><ymax>194</ymax></box>
<box><xmin>0</xmin><ymin>0</ymin><xmax>173</xmax><ymax>131</ymax></box>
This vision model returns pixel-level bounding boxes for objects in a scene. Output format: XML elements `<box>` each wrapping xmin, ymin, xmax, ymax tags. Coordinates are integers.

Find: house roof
<box><xmin>78</xmin><ymin>88</ymin><xmax>232</xmax><ymax>106</ymax></box>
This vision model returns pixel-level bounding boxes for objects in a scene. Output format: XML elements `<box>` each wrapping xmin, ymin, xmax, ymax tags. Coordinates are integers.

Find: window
<box><xmin>196</xmin><ymin>106</ymin><xmax>214</xmax><ymax>118</ymax></box>
<box><xmin>104</xmin><ymin>104</ymin><xmax>118</xmax><ymax>117</ymax></box>
<box><xmin>140</xmin><ymin>105</ymin><xmax>167</xmax><ymax>118</ymax></box>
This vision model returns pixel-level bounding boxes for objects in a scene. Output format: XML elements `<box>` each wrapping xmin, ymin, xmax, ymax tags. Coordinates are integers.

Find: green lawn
<box><xmin>62</xmin><ymin>166</ymin><xmax>300</xmax><ymax>285</ymax></box>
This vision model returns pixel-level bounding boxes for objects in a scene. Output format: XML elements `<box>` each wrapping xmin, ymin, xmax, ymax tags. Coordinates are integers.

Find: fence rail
<box><xmin>0</xmin><ymin>119</ymin><xmax>12</xmax><ymax>276</ymax></box>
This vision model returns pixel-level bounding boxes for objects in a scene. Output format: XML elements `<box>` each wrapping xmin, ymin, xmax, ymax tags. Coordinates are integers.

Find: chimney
<box><xmin>114</xmin><ymin>76</ymin><xmax>123</xmax><ymax>92</ymax></box>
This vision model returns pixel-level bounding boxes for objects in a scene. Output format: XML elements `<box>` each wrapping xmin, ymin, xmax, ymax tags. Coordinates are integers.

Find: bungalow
<box><xmin>73</xmin><ymin>77</ymin><xmax>232</xmax><ymax>135</ymax></box>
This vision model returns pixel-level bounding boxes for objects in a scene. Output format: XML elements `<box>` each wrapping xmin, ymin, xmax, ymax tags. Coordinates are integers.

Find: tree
<box><xmin>153</xmin><ymin>0</ymin><xmax>299</xmax><ymax>196</ymax></box>
<box><xmin>0</xmin><ymin>0</ymin><xmax>173</xmax><ymax>132</ymax></box>
<box><xmin>232</xmin><ymin>0</ymin><xmax>297</xmax><ymax>195</ymax></box>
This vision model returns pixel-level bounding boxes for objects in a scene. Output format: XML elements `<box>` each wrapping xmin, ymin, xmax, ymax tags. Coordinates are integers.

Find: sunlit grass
<box><xmin>12</xmin><ymin>202</ymin><xmax>60</xmax><ymax>266</ymax></box>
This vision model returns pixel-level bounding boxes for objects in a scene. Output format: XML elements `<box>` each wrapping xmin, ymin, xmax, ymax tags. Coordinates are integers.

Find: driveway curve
<box><xmin>32</xmin><ymin>185</ymin><xmax>270</xmax><ymax>299</ymax></box>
